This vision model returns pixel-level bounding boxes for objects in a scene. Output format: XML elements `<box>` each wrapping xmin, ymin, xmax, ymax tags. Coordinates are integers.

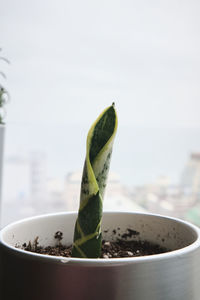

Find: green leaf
<box><xmin>72</xmin><ymin>104</ymin><xmax>118</xmax><ymax>258</ymax></box>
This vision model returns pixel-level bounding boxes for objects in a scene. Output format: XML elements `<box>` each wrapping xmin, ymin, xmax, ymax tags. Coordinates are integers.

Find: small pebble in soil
<box><xmin>54</xmin><ymin>231</ymin><xmax>63</xmax><ymax>241</ymax></box>
<box><xmin>104</xmin><ymin>241</ymin><xmax>111</xmax><ymax>247</ymax></box>
<box><xmin>127</xmin><ymin>251</ymin><xmax>133</xmax><ymax>257</ymax></box>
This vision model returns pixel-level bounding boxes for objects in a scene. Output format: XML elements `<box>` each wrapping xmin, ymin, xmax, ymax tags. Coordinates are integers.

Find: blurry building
<box><xmin>3</xmin><ymin>155</ymin><xmax>30</xmax><ymax>202</ymax></box>
<box><xmin>186</xmin><ymin>205</ymin><xmax>200</xmax><ymax>227</ymax></box>
<box><xmin>2</xmin><ymin>152</ymin><xmax>49</xmax><ymax>226</ymax></box>
<box><xmin>132</xmin><ymin>174</ymin><xmax>196</xmax><ymax>219</ymax></box>
<box><xmin>180</xmin><ymin>153</ymin><xmax>200</xmax><ymax>225</ymax></box>
<box><xmin>30</xmin><ymin>152</ymin><xmax>47</xmax><ymax>203</ymax></box>
<box><xmin>64</xmin><ymin>171</ymin><xmax>82</xmax><ymax>211</ymax></box>
<box><xmin>180</xmin><ymin>153</ymin><xmax>200</xmax><ymax>200</ymax></box>
<box><xmin>2</xmin><ymin>155</ymin><xmax>32</xmax><ymax>226</ymax></box>
<box><xmin>47</xmin><ymin>177</ymin><xmax>65</xmax><ymax>210</ymax></box>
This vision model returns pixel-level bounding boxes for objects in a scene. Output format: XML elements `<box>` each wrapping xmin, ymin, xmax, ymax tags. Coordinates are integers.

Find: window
<box><xmin>1</xmin><ymin>1</ymin><xmax>200</xmax><ymax>227</ymax></box>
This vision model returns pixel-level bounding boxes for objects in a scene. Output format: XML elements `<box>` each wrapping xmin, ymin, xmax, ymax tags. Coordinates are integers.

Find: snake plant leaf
<box><xmin>72</xmin><ymin>104</ymin><xmax>118</xmax><ymax>258</ymax></box>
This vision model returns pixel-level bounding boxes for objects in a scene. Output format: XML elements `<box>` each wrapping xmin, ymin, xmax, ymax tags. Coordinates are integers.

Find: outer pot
<box><xmin>0</xmin><ymin>211</ymin><xmax>200</xmax><ymax>300</ymax></box>
<box><xmin>0</xmin><ymin>125</ymin><xmax>5</xmax><ymax>227</ymax></box>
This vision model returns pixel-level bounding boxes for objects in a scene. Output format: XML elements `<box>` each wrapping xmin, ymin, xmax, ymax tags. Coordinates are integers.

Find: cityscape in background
<box><xmin>2</xmin><ymin>0</ymin><xmax>200</xmax><ymax>230</ymax></box>
<box><xmin>2</xmin><ymin>150</ymin><xmax>200</xmax><ymax>228</ymax></box>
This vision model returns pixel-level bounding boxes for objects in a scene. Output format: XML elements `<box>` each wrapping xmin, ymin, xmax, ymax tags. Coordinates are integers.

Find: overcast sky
<box><xmin>1</xmin><ymin>0</ymin><xmax>200</xmax><ymax>129</ymax></box>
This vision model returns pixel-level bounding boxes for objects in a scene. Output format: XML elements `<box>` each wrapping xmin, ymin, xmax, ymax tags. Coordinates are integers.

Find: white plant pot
<box><xmin>0</xmin><ymin>125</ymin><xmax>5</xmax><ymax>225</ymax></box>
<box><xmin>0</xmin><ymin>211</ymin><xmax>200</xmax><ymax>300</ymax></box>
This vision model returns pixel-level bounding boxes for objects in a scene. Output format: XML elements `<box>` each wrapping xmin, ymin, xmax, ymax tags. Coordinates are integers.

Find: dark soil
<box><xmin>21</xmin><ymin>230</ymin><xmax>169</xmax><ymax>258</ymax></box>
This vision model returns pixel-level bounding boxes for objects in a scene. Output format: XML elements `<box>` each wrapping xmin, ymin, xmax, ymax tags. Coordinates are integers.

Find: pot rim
<box><xmin>1</xmin><ymin>211</ymin><xmax>200</xmax><ymax>266</ymax></box>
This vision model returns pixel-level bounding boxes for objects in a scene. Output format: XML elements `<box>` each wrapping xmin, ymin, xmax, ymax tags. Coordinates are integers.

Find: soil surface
<box><xmin>21</xmin><ymin>230</ymin><xmax>169</xmax><ymax>258</ymax></box>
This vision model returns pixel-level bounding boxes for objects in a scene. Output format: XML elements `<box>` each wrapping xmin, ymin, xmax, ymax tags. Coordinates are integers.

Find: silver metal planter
<box><xmin>0</xmin><ymin>211</ymin><xmax>200</xmax><ymax>300</ymax></box>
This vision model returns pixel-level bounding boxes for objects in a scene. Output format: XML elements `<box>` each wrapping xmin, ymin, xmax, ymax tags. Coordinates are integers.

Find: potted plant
<box><xmin>0</xmin><ymin>104</ymin><xmax>200</xmax><ymax>300</ymax></box>
<box><xmin>0</xmin><ymin>49</ymin><xmax>9</xmax><ymax>225</ymax></box>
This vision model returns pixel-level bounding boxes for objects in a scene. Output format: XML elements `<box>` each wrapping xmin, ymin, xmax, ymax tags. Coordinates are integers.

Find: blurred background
<box><xmin>1</xmin><ymin>0</ymin><xmax>200</xmax><ymax>227</ymax></box>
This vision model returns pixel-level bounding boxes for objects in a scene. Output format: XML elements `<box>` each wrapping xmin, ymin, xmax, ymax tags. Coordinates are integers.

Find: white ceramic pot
<box><xmin>0</xmin><ymin>211</ymin><xmax>200</xmax><ymax>300</ymax></box>
<box><xmin>0</xmin><ymin>125</ymin><xmax>5</xmax><ymax>226</ymax></box>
